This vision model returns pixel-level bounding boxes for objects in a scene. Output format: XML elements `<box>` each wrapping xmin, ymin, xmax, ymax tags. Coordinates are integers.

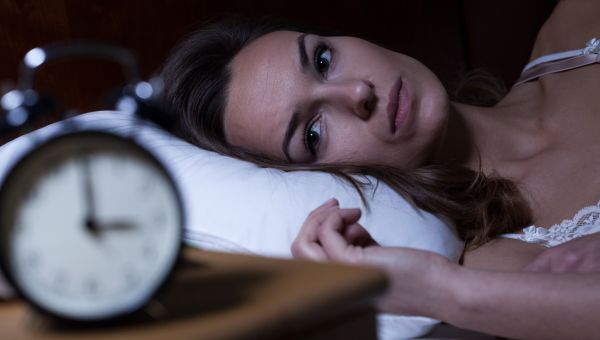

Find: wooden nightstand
<box><xmin>0</xmin><ymin>248</ymin><xmax>387</xmax><ymax>339</ymax></box>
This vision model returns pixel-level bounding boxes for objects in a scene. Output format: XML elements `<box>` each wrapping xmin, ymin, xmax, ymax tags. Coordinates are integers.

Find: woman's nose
<box><xmin>318</xmin><ymin>80</ymin><xmax>375</xmax><ymax>119</ymax></box>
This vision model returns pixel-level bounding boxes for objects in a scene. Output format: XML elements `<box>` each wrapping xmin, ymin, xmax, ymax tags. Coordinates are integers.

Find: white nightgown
<box><xmin>506</xmin><ymin>37</ymin><xmax>600</xmax><ymax>247</ymax></box>
<box><xmin>502</xmin><ymin>200</ymin><xmax>600</xmax><ymax>247</ymax></box>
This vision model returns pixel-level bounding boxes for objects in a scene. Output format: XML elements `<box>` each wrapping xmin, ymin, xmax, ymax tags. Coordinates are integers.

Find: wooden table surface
<box><xmin>0</xmin><ymin>248</ymin><xmax>387</xmax><ymax>339</ymax></box>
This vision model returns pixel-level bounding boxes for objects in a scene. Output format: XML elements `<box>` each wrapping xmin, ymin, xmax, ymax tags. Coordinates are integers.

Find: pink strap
<box><xmin>514</xmin><ymin>38</ymin><xmax>600</xmax><ymax>87</ymax></box>
<box><xmin>514</xmin><ymin>53</ymin><xmax>600</xmax><ymax>87</ymax></box>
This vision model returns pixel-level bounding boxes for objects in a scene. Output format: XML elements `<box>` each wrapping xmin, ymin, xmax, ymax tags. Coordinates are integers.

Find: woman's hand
<box><xmin>291</xmin><ymin>198</ymin><xmax>457</xmax><ymax>317</ymax></box>
<box><xmin>523</xmin><ymin>232</ymin><xmax>600</xmax><ymax>273</ymax></box>
<box><xmin>291</xmin><ymin>198</ymin><xmax>378</xmax><ymax>262</ymax></box>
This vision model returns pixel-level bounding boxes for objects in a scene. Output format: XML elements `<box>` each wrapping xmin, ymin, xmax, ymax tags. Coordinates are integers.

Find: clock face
<box><xmin>0</xmin><ymin>131</ymin><xmax>183</xmax><ymax>321</ymax></box>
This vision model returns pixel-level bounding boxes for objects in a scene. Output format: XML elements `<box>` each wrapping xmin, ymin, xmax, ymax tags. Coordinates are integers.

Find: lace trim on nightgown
<box><xmin>501</xmin><ymin>200</ymin><xmax>600</xmax><ymax>247</ymax></box>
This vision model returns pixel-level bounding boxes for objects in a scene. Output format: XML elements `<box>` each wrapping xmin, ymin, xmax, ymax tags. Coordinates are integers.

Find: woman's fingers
<box><xmin>316</xmin><ymin>208</ymin><xmax>369</xmax><ymax>262</ymax></box>
<box><xmin>298</xmin><ymin>198</ymin><xmax>339</xmax><ymax>239</ymax></box>
<box><xmin>291</xmin><ymin>198</ymin><xmax>339</xmax><ymax>260</ymax></box>
<box><xmin>310</xmin><ymin>197</ymin><xmax>339</xmax><ymax>215</ymax></box>
<box><xmin>293</xmin><ymin>199</ymin><xmax>371</xmax><ymax>262</ymax></box>
<box><xmin>291</xmin><ymin>236</ymin><xmax>328</xmax><ymax>260</ymax></box>
<box><xmin>301</xmin><ymin>199</ymin><xmax>340</xmax><ymax>237</ymax></box>
<box><xmin>344</xmin><ymin>222</ymin><xmax>378</xmax><ymax>247</ymax></box>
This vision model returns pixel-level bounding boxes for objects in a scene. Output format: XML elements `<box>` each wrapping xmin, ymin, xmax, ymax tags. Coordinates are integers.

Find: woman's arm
<box><xmin>292</xmin><ymin>199</ymin><xmax>600</xmax><ymax>339</ymax></box>
<box><xmin>523</xmin><ymin>232</ymin><xmax>600</xmax><ymax>272</ymax></box>
<box><xmin>444</xmin><ymin>264</ymin><xmax>600</xmax><ymax>339</ymax></box>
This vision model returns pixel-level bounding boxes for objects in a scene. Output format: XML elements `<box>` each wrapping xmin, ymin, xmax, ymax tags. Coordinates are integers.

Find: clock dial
<box><xmin>0</xmin><ymin>131</ymin><xmax>183</xmax><ymax>321</ymax></box>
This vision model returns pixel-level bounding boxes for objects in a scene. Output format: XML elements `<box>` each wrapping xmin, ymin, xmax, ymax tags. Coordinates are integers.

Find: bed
<box><xmin>0</xmin><ymin>110</ymin><xmax>468</xmax><ymax>339</ymax></box>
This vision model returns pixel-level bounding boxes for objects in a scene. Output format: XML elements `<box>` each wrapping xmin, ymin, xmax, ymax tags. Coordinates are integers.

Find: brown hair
<box><xmin>452</xmin><ymin>68</ymin><xmax>509</xmax><ymax>107</ymax></box>
<box><xmin>160</xmin><ymin>17</ymin><xmax>531</xmax><ymax>249</ymax></box>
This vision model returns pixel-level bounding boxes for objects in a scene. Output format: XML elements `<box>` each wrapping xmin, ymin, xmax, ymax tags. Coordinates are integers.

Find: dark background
<box><xmin>0</xmin><ymin>0</ymin><xmax>555</xmax><ymax>140</ymax></box>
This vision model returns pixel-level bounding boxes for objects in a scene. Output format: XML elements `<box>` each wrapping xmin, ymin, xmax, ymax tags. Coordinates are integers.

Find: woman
<box><xmin>161</xmin><ymin>1</ymin><xmax>600</xmax><ymax>338</ymax></box>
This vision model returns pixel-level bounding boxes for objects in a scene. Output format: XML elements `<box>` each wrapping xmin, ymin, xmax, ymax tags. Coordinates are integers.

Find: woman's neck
<box><xmin>432</xmin><ymin>88</ymin><xmax>553</xmax><ymax>177</ymax></box>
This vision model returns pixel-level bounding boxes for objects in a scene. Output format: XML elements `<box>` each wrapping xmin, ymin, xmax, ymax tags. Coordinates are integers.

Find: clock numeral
<box><xmin>142</xmin><ymin>244</ymin><xmax>156</xmax><ymax>260</ymax></box>
<box><xmin>139</xmin><ymin>180</ymin><xmax>154</xmax><ymax>196</ymax></box>
<box><xmin>44</xmin><ymin>155</ymin><xmax>62</xmax><ymax>172</ymax></box>
<box><xmin>54</xmin><ymin>270</ymin><xmax>67</xmax><ymax>284</ymax></box>
<box><xmin>153</xmin><ymin>212</ymin><xmax>166</xmax><ymax>228</ymax></box>
<box><xmin>13</xmin><ymin>221</ymin><xmax>23</xmax><ymax>235</ymax></box>
<box><xmin>52</xmin><ymin>270</ymin><xmax>68</xmax><ymax>294</ymax></box>
<box><xmin>25</xmin><ymin>251</ymin><xmax>40</xmax><ymax>269</ymax></box>
<box><xmin>84</xmin><ymin>278</ymin><xmax>100</xmax><ymax>297</ymax></box>
<box><xmin>15</xmin><ymin>183</ymin><xmax>39</xmax><ymax>201</ymax></box>
<box><xmin>111</xmin><ymin>159</ymin><xmax>124</xmax><ymax>173</ymax></box>
<box><xmin>124</xmin><ymin>269</ymin><xmax>140</xmax><ymax>288</ymax></box>
<box><xmin>25</xmin><ymin>187</ymin><xmax>39</xmax><ymax>201</ymax></box>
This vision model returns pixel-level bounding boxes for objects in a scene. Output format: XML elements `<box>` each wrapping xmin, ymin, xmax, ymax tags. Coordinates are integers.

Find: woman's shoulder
<box><xmin>529</xmin><ymin>0</ymin><xmax>600</xmax><ymax>61</ymax></box>
<box><xmin>506</xmin><ymin>0</ymin><xmax>600</xmax><ymax>104</ymax></box>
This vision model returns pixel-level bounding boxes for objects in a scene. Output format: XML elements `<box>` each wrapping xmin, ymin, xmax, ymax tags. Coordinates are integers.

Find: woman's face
<box><xmin>224</xmin><ymin>30</ymin><xmax>449</xmax><ymax>169</ymax></box>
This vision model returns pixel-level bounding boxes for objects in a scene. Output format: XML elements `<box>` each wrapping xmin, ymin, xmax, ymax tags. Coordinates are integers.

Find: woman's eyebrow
<box><xmin>297</xmin><ymin>33</ymin><xmax>309</xmax><ymax>72</ymax></box>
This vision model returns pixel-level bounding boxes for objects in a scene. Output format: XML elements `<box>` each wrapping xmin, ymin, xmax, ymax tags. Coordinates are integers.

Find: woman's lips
<box><xmin>387</xmin><ymin>77</ymin><xmax>410</xmax><ymax>134</ymax></box>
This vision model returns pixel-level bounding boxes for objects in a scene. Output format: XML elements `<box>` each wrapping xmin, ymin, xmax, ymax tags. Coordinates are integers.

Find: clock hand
<box><xmin>95</xmin><ymin>221</ymin><xmax>137</xmax><ymax>232</ymax></box>
<box><xmin>81</xmin><ymin>156</ymin><xmax>99</xmax><ymax>235</ymax></box>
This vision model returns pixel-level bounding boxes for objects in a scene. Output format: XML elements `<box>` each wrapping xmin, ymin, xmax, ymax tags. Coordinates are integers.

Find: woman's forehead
<box><xmin>224</xmin><ymin>31</ymin><xmax>301</xmax><ymax>159</ymax></box>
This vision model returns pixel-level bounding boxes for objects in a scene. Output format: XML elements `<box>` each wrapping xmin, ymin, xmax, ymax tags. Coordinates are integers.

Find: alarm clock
<box><xmin>0</xmin><ymin>43</ymin><xmax>184</xmax><ymax>323</ymax></box>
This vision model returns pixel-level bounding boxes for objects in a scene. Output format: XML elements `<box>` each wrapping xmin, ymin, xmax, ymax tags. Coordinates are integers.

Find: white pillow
<box><xmin>0</xmin><ymin>111</ymin><xmax>463</xmax><ymax>339</ymax></box>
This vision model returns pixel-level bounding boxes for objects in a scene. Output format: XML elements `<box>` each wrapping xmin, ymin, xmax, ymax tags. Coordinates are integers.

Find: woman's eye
<box><xmin>304</xmin><ymin>117</ymin><xmax>321</xmax><ymax>156</ymax></box>
<box><xmin>313</xmin><ymin>44</ymin><xmax>332</xmax><ymax>77</ymax></box>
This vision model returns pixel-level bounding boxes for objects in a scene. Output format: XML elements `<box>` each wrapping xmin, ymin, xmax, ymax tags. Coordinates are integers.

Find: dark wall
<box><xmin>0</xmin><ymin>0</ymin><xmax>555</xmax><ymax>134</ymax></box>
